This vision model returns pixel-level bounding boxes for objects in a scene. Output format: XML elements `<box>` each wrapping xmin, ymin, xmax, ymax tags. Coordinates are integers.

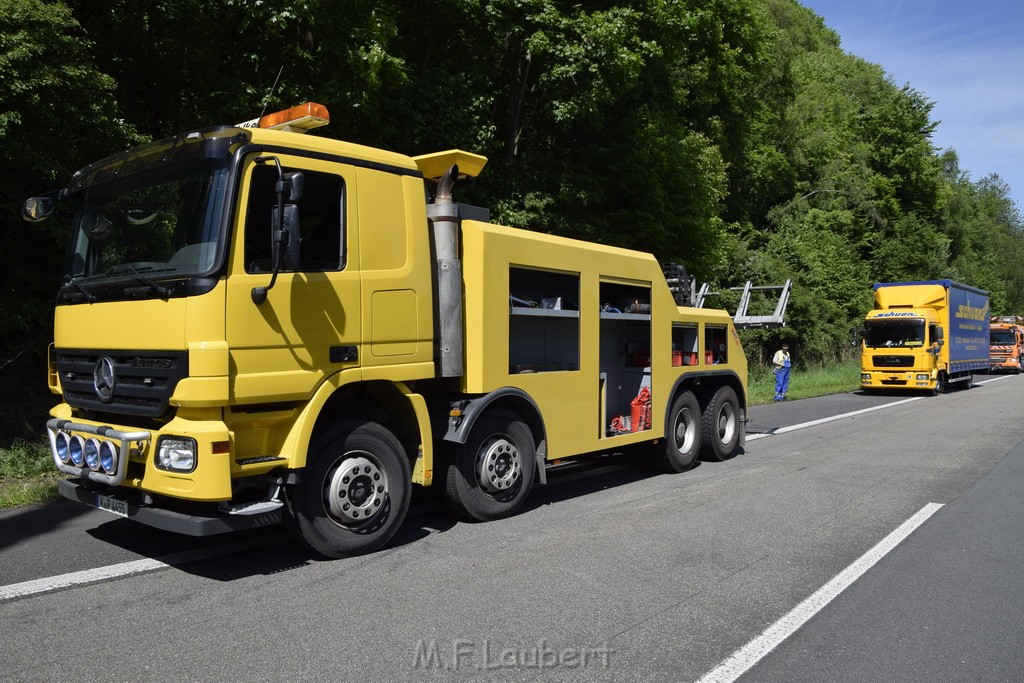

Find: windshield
<box><xmin>991</xmin><ymin>329</ymin><xmax>1018</xmax><ymax>344</ymax></box>
<box><xmin>66</xmin><ymin>161</ymin><xmax>229</xmax><ymax>283</ymax></box>
<box><xmin>864</xmin><ymin>319</ymin><xmax>926</xmax><ymax>347</ymax></box>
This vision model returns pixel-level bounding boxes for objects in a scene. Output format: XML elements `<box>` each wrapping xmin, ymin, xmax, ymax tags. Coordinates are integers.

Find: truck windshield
<box><xmin>56</xmin><ymin>127</ymin><xmax>245</xmax><ymax>297</ymax></box>
<box><xmin>65</xmin><ymin>161</ymin><xmax>229</xmax><ymax>283</ymax></box>
<box><xmin>863</xmin><ymin>319</ymin><xmax>926</xmax><ymax>347</ymax></box>
<box><xmin>991</xmin><ymin>330</ymin><xmax>1017</xmax><ymax>344</ymax></box>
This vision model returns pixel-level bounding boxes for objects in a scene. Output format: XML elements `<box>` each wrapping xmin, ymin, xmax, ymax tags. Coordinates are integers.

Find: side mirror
<box><xmin>280</xmin><ymin>171</ymin><xmax>304</xmax><ymax>201</ymax></box>
<box><xmin>23</xmin><ymin>196</ymin><xmax>55</xmax><ymax>222</ymax></box>
<box><xmin>252</xmin><ymin>157</ymin><xmax>304</xmax><ymax>304</ymax></box>
<box><xmin>273</xmin><ymin>203</ymin><xmax>301</xmax><ymax>271</ymax></box>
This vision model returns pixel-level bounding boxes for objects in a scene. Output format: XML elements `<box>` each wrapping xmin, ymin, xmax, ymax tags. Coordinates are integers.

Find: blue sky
<box><xmin>801</xmin><ymin>0</ymin><xmax>1024</xmax><ymax>211</ymax></box>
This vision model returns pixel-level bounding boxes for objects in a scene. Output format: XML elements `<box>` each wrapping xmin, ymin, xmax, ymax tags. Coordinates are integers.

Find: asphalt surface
<box><xmin>1</xmin><ymin>376</ymin><xmax>1021</xmax><ymax>681</ymax></box>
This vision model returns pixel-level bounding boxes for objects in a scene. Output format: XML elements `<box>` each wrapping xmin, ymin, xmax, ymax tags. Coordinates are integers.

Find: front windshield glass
<box><xmin>864</xmin><ymin>319</ymin><xmax>926</xmax><ymax>347</ymax></box>
<box><xmin>991</xmin><ymin>329</ymin><xmax>1017</xmax><ymax>344</ymax></box>
<box><xmin>66</xmin><ymin>160</ymin><xmax>229</xmax><ymax>283</ymax></box>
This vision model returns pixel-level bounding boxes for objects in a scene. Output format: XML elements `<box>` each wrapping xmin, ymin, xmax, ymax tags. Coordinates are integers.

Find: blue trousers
<box><xmin>774</xmin><ymin>367</ymin><xmax>790</xmax><ymax>398</ymax></box>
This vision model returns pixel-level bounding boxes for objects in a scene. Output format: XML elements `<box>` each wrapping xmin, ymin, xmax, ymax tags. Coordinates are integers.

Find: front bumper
<box><xmin>860</xmin><ymin>370</ymin><xmax>935</xmax><ymax>390</ymax></box>
<box><xmin>57</xmin><ymin>478</ymin><xmax>283</xmax><ymax>536</ymax></box>
<box><xmin>46</xmin><ymin>410</ymin><xmax>235</xmax><ymax>501</ymax></box>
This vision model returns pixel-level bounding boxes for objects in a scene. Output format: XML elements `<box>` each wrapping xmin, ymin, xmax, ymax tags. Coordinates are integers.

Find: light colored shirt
<box><xmin>772</xmin><ymin>349</ymin><xmax>791</xmax><ymax>368</ymax></box>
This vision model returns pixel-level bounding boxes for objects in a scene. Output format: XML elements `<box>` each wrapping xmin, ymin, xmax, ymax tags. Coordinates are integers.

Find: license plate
<box><xmin>95</xmin><ymin>493</ymin><xmax>128</xmax><ymax>517</ymax></box>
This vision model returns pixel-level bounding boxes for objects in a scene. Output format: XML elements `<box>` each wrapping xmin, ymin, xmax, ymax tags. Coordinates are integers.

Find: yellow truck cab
<box><xmin>25</xmin><ymin>103</ymin><xmax>752</xmax><ymax>557</ymax></box>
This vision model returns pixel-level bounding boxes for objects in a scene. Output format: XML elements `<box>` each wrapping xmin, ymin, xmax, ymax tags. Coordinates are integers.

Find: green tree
<box><xmin>0</xmin><ymin>0</ymin><xmax>140</xmax><ymax>356</ymax></box>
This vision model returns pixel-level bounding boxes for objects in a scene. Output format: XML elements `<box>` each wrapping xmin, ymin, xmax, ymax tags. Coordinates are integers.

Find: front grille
<box><xmin>880</xmin><ymin>378</ymin><xmax>908</xmax><ymax>386</ymax></box>
<box><xmin>872</xmin><ymin>355</ymin><xmax>914</xmax><ymax>368</ymax></box>
<box><xmin>56</xmin><ymin>349</ymin><xmax>188</xmax><ymax>418</ymax></box>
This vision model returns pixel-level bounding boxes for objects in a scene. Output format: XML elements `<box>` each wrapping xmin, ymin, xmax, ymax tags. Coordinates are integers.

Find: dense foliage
<box><xmin>2</xmin><ymin>0</ymin><xmax>1021</xmax><ymax>384</ymax></box>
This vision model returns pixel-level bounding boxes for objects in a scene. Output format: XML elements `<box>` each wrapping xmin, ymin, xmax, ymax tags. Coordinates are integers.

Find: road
<box><xmin>1</xmin><ymin>375</ymin><xmax>1022</xmax><ymax>682</ymax></box>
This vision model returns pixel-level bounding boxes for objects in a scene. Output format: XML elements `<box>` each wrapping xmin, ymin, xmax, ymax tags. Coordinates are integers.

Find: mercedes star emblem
<box><xmin>93</xmin><ymin>356</ymin><xmax>116</xmax><ymax>403</ymax></box>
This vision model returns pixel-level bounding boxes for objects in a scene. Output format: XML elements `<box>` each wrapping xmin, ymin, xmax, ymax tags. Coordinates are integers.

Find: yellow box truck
<box><xmin>860</xmin><ymin>280</ymin><xmax>989</xmax><ymax>394</ymax></box>
<box><xmin>24</xmin><ymin>103</ymin><xmax>750</xmax><ymax>556</ymax></box>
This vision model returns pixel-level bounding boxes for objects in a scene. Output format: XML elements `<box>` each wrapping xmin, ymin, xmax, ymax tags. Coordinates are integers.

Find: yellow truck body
<box><xmin>29</xmin><ymin>104</ymin><xmax>748</xmax><ymax>556</ymax></box>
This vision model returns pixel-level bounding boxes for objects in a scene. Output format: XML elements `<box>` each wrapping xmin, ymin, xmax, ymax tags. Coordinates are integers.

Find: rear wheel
<box><xmin>701</xmin><ymin>386</ymin><xmax>740</xmax><ymax>461</ymax></box>
<box><xmin>648</xmin><ymin>392</ymin><xmax>701</xmax><ymax>472</ymax></box>
<box><xmin>286</xmin><ymin>421</ymin><xmax>411</xmax><ymax>558</ymax></box>
<box><xmin>445</xmin><ymin>411</ymin><xmax>536</xmax><ymax>522</ymax></box>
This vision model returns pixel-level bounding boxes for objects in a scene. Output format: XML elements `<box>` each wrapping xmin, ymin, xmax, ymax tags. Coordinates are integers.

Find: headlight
<box><xmin>861</xmin><ymin>373</ymin><xmax>871</xmax><ymax>381</ymax></box>
<box><xmin>99</xmin><ymin>440</ymin><xmax>118</xmax><ymax>475</ymax></box>
<box><xmin>84</xmin><ymin>438</ymin><xmax>101</xmax><ymax>471</ymax></box>
<box><xmin>69</xmin><ymin>435</ymin><xmax>85</xmax><ymax>467</ymax></box>
<box><xmin>916</xmin><ymin>374</ymin><xmax>929</xmax><ymax>381</ymax></box>
<box><xmin>156</xmin><ymin>437</ymin><xmax>197</xmax><ymax>473</ymax></box>
<box><xmin>55</xmin><ymin>432</ymin><xmax>71</xmax><ymax>464</ymax></box>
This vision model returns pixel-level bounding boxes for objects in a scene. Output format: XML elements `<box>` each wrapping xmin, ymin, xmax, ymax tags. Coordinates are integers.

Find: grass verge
<box><xmin>0</xmin><ymin>439</ymin><xmax>63</xmax><ymax>509</ymax></box>
<box><xmin>748</xmin><ymin>358</ymin><xmax>861</xmax><ymax>405</ymax></box>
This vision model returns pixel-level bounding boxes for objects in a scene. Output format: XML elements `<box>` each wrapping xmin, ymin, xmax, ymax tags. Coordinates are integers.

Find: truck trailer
<box><xmin>23</xmin><ymin>103</ymin><xmax>753</xmax><ymax>557</ymax></box>
<box><xmin>860</xmin><ymin>280</ymin><xmax>989</xmax><ymax>394</ymax></box>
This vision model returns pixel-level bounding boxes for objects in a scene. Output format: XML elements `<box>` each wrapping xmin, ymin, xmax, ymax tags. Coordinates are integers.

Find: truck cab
<box><xmin>861</xmin><ymin>309</ymin><xmax>945</xmax><ymax>391</ymax></box>
<box><xmin>988</xmin><ymin>317</ymin><xmax>1024</xmax><ymax>374</ymax></box>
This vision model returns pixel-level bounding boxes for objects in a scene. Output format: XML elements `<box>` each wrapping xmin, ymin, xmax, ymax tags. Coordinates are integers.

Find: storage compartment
<box><xmin>600</xmin><ymin>281</ymin><xmax>652</xmax><ymax>435</ymax></box>
<box><xmin>673</xmin><ymin>323</ymin><xmax>699</xmax><ymax>366</ymax></box>
<box><xmin>509</xmin><ymin>267</ymin><xmax>580</xmax><ymax>373</ymax></box>
<box><xmin>705</xmin><ymin>324</ymin><xmax>728</xmax><ymax>365</ymax></box>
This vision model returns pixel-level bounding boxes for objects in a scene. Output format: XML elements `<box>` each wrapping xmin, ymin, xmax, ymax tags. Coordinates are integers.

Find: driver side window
<box><xmin>244</xmin><ymin>165</ymin><xmax>345</xmax><ymax>273</ymax></box>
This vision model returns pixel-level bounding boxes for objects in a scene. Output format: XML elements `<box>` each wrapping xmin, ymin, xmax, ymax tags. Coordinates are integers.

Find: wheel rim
<box><xmin>717</xmin><ymin>403</ymin><xmax>737</xmax><ymax>444</ymax></box>
<box><xmin>323</xmin><ymin>452</ymin><xmax>388</xmax><ymax>526</ymax></box>
<box><xmin>673</xmin><ymin>406</ymin><xmax>697</xmax><ymax>453</ymax></box>
<box><xmin>476</xmin><ymin>436</ymin><xmax>522</xmax><ymax>494</ymax></box>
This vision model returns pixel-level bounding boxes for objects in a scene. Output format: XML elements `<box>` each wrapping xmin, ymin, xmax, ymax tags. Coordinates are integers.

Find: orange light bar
<box><xmin>236</xmin><ymin>102</ymin><xmax>330</xmax><ymax>133</ymax></box>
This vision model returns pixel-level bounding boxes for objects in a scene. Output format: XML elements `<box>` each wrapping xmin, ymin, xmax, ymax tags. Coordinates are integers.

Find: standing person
<box><xmin>772</xmin><ymin>343</ymin><xmax>791</xmax><ymax>401</ymax></box>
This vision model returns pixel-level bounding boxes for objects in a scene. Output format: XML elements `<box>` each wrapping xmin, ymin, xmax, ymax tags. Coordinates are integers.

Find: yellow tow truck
<box><xmin>24</xmin><ymin>103</ymin><xmax>767</xmax><ymax>556</ymax></box>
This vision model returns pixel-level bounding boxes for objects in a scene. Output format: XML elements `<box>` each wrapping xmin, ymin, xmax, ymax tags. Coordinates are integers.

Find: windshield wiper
<box><xmin>62</xmin><ymin>277</ymin><xmax>96</xmax><ymax>303</ymax></box>
<box><xmin>125</xmin><ymin>265</ymin><xmax>172</xmax><ymax>298</ymax></box>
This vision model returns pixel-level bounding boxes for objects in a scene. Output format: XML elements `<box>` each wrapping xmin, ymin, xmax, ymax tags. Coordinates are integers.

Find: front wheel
<box><xmin>701</xmin><ymin>386</ymin><xmax>741</xmax><ymax>462</ymax></box>
<box><xmin>286</xmin><ymin>421</ymin><xmax>411</xmax><ymax>558</ymax></box>
<box><xmin>648</xmin><ymin>392</ymin><xmax>701</xmax><ymax>472</ymax></box>
<box><xmin>445</xmin><ymin>411</ymin><xmax>536</xmax><ymax>522</ymax></box>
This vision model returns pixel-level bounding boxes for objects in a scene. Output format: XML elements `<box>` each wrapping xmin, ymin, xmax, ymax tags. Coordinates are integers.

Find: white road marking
<box><xmin>748</xmin><ymin>374</ymin><xmax>1011</xmax><ymax>441</ymax></box>
<box><xmin>0</xmin><ymin>535</ymin><xmax>284</xmax><ymax>603</ymax></box>
<box><xmin>695</xmin><ymin>502</ymin><xmax>944</xmax><ymax>683</ymax></box>
<box><xmin>747</xmin><ymin>396</ymin><xmax>924</xmax><ymax>440</ymax></box>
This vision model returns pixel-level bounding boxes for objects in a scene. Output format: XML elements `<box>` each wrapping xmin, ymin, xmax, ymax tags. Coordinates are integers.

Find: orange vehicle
<box><xmin>989</xmin><ymin>316</ymin><xmax>1024</xmax><ymax>374</ymax></box>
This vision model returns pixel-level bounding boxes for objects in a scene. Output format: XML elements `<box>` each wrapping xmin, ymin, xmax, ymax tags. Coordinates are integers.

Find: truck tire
<box><xmin>286</xmin><ymin>421</ymin><xmax>411</xmax><ymax>558</ymax></box>
<box><xmin>648</xmin><ymin>392</ymin><xmax>702</xmax><ymax>472</ymax></box>
<box><xmin>701</xmin><ymin>386</ymin><xmax>740</xmax><ymax>461</ymax></box>
<box><xmin>445</xmin><ymin>410</ymin><xmax>536</xmax><ymax>522</ymax></box>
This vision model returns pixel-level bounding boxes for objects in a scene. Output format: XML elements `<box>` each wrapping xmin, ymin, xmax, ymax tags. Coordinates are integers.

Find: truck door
<box><xmin>225</xmin><ymin>153</ymin><xmax>361</xmax><ymax>403</ymax></box>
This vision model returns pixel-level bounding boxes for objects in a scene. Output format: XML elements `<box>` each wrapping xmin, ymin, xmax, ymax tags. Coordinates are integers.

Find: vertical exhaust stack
<box><xmin>427</xmin><ymin>164</ymin><xmax>464</xmax><ymax>378</ymax></box>
<box><xmin>413</xmin><ymin>149</ymin><xmax>487</xmax><ymax>379</ymax></box>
